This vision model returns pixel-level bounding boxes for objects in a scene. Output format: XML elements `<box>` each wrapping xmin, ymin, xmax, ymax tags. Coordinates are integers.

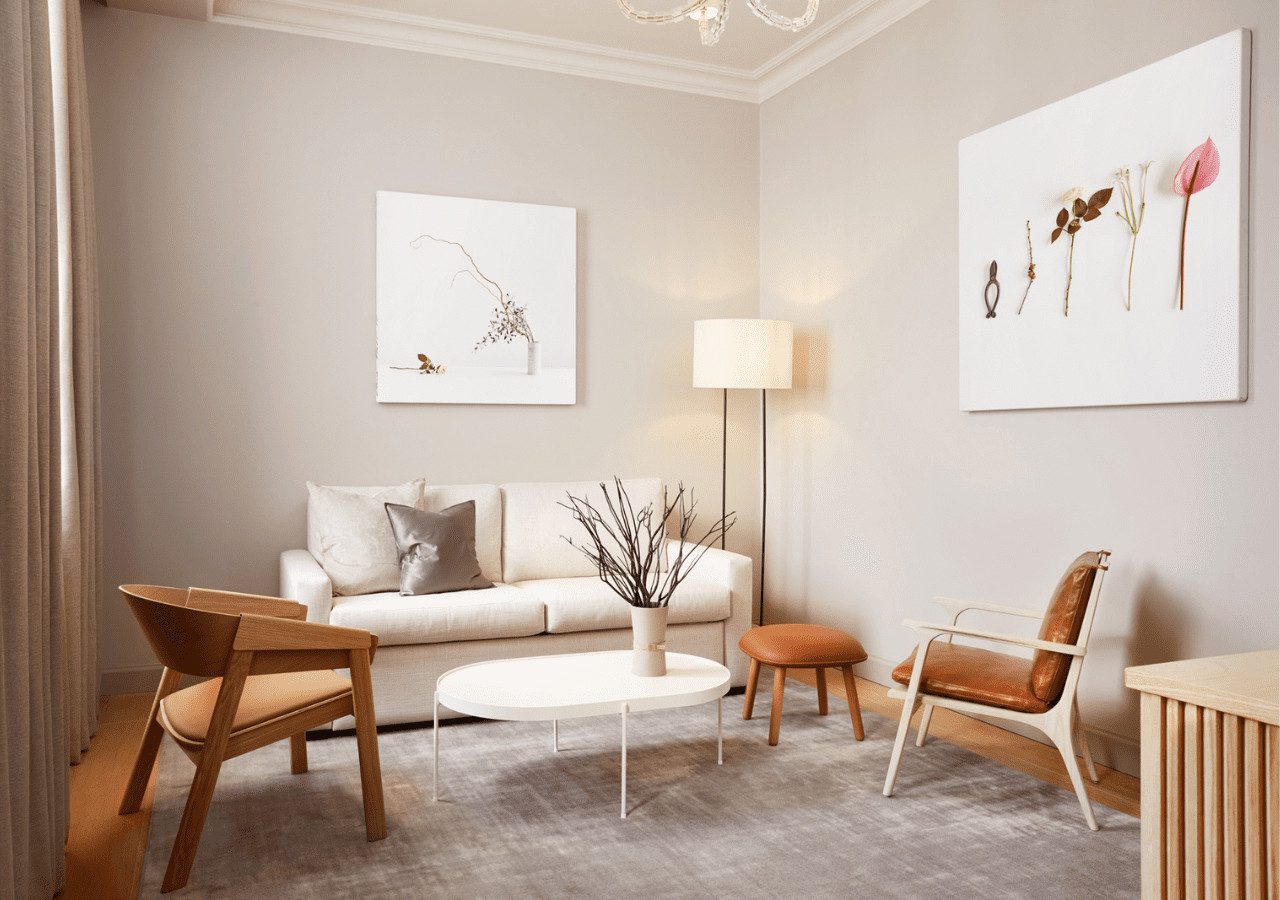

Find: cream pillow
<box><xmin>306</xmin><ymin>480</ymin><xmax>424</xmax><ymax>595</ymax></box>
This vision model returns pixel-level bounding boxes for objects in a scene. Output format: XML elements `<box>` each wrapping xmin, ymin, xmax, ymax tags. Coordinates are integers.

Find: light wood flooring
<box><xmin>62</xmin><ymin>674</ymin><xmax>1139</xmax><ymax>899</ymax></box>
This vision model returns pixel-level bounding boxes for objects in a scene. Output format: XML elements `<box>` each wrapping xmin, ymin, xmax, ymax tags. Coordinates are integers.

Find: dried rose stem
<box><xmin>1063</xmin><ymin>234</ymin><xmax>1075</xmax><ymax>317</ymax></box>
<box><xmin>1177</xmin><ymin>159</ymin><xmax>1201</xmax><ymax>311</ymax></box>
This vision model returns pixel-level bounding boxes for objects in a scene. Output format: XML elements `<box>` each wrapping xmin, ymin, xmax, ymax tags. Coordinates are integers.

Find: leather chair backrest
<box><xmin>1029</xmin><ymin>552</ymin><xmax>1103</xmax><ymax>705</ymax></box>
<box><xmin>120</xmin><ymin>585</ymin><xmax>240</xmax><ymax>678</ymax></box>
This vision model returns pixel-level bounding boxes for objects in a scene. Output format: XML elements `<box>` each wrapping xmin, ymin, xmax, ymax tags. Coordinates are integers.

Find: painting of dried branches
<box><xmin>376</xmin><ymin>191</ymin><xmax>576</xmax><ymax>405</ymax></box>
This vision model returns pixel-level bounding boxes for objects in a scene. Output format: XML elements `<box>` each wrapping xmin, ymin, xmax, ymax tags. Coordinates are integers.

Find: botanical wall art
<box><xmin>958</xmin><ymin>30</ymin><xmax>1249</xmax><ymax>411</ymax></box>
<box><xmin>376</xmin><ymin>191</ymin><xmax>576</xmax><ymax>404</ymax></box>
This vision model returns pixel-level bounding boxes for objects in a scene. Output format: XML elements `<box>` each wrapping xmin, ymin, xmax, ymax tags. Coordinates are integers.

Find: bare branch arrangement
<box><xmin>560</xmin><ymin>478</ymin><xmax>734</xmax><ymax>609</ymax></box>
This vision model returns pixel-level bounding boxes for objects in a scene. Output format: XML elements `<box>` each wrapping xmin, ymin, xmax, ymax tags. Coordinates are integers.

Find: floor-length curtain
<box><xmin>1</xmin><ymin>0</ymin><xmax>101</xmax><ymax>894</ymax></box>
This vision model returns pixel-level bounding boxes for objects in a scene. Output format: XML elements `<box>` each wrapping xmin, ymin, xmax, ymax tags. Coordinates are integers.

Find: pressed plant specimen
<box><xmin>390</xmin><ymin>353</ymin><xmax>447</xmax><ymax>374</ymax></box>
<box><xmin>1173</xmin><ymin>137</ymin><xmax>1221</xmax><ymax>310</ymax></box>
<box><xmin>1050</xmin><ymin>186</ymin><xmax>1113</xmax><ymax>316</ymax></box>
<box><xmin>1114</xmin><ymin>161</ymin><xmax>1152</xmax><ymax>311</ymax></box>
<box><xmin>1016</xmin><ymin>220</ymin><xmax>1037</xmax><ymax>314</ymax></box>
<box><xmin>409</xmin><ymin>234</ymin><xmax>536</xmax><ymax>350</ymax></box>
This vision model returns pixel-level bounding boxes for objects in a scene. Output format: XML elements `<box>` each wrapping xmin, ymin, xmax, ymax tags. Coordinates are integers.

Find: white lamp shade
<box><xmin>693</xmin><ymin>319</ymin><xmax>793</xmax><ymax>390</ymax></box>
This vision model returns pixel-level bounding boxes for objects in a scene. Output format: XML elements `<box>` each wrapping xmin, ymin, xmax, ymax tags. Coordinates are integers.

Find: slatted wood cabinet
<box><xmin>1126</xmin><ymin>650</ymin><xmax>1279</xmax><ymax>898</ymax></box>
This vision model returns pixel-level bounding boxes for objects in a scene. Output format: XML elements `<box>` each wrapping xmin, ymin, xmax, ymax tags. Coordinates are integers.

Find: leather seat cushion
<box><xmin>891</xmin><ymin>643</ymin><xmax>1051</xmax><ymax>714</ymax></box>
<box><xmin>738</xmin><ymin>624</ymin><xmax>868</xmax><ymax>667</ymax></box>
<box><xmin>329</xmin><ymin>584</ymin><xmax>545</xmax><ymax>647</ymax></box>
<box><xmin>161</xmin><ymin>670</ymin><xmax>352</xmax><ymax>744</ymax></box>
<box><xmin>517</xmin><ymin>577</ymin><xmax>730</xmax><ymax>634</ymax></box>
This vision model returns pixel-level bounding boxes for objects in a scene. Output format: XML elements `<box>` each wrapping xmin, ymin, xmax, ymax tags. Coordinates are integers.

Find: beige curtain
<box><xmin>1</xmin><ymin>0</ymin><xmax>101</xmax><ymax>894</ymax></box>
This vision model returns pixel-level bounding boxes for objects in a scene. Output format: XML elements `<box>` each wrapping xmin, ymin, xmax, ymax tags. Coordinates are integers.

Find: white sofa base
<box><xmin>332</xmin><ymin>620</ymin><xmax>740</xmax><ymax>730</ymax></box>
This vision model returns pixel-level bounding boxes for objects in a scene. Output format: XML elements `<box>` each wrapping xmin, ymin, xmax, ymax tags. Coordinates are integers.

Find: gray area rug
<box><xmin>141</xmin><ymin>684</ymin><xmax>1138</xmax><ymax>897</ymax></box>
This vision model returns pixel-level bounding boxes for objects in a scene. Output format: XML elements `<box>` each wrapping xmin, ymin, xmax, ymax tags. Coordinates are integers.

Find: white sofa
<box><xmin>280</xmin><ymin>478</ymin><xmax>753</xmax><ymax>729</ymax></box>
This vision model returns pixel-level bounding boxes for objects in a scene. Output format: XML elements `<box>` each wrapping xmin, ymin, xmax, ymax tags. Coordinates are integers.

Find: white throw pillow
<box><xmin>306</xmin><ymin>480</ymin><xmax>424</xmax><ymax>596</ymax></box>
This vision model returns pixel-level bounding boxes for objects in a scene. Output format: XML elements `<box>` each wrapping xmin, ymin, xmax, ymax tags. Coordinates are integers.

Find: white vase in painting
<box><xmin>526</xmin><ymin>341</ymin><xmax>542</xmax><ymax>376</ymax></box>
<box><xmin>630</xmin><ymin>606</ymin><xmax>668</xmax><ymax>677</ymax></box>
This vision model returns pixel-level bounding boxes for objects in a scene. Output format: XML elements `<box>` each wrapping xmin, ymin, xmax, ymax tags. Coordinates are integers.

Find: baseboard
<box><xmin>100</xmin><ymin>665</ymin><xmax>164</xmax><ymax>696</ymax></box>
<box><xmin>853</xmin><ymin>654</ymin><xmax>1140</xmax><ymax>777</ymax></box>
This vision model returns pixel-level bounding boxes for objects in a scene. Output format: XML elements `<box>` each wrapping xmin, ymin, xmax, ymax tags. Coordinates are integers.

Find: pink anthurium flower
<box><xmin>1175</xmin><ymin>137</ymin><xmax>1220</xmax><ymax>309</ymax></box>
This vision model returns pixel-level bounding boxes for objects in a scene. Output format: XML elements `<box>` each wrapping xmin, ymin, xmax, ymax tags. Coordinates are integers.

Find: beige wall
<box><xmin>82</xmin><ymin>5</ymin><xmax>761</xmax><ymax>687</ymax></box>
<box><xmin>759</xmin><ymin>0</ymin><xmax>1278</xmax><ymax>774</ymax></box>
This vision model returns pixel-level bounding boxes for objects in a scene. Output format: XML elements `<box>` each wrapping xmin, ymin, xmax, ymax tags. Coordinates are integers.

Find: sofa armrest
<box><xmin>279</xmin><ymin>549</ymin><xmax>334</xmax><ymax>624</ymax></box>
<box><xmin>667</xmin><ymin>540</ymin><xmax>753</xmax><ymax>685</ymax></box>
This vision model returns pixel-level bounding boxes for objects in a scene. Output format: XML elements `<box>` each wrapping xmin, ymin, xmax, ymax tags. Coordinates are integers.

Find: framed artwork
<box><xmin>958</xmin><ymin>30</ymin><xmax>1250</xmax><ymax>411</ymax></box>
<box><xmin>376</xmin><ymin>191</ymin><xmax>577</xmax><ymax>404</ymax></box>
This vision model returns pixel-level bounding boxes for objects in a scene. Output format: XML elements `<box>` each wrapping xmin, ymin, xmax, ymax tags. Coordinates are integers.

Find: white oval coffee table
<box><xmin>433</xmin><ymin>650</ymin><xmax>731</xmax><ymax>818</ymax></box>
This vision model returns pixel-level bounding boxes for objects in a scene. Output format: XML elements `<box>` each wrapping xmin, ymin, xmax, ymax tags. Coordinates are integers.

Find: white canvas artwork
<box><xmin>958</xmin><ymin>30</ymin><xmax>1250</xmax><ymax>411</ymax></box>
<box><xmin>376</xmin><ymin>191</ymin><xmax>576</xmax><ymax>404</ymax></box>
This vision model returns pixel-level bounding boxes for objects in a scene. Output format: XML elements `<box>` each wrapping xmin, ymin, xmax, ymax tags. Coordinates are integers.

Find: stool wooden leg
<box><xmin>289</xmin><ymin>732</ymin><xmax>308</xmax><ymax>774</ymax></box>
<box><xmin>841</xmin><ymin>665</ymin><xmax>865</xmax><ymax>741</ymax></box>
<box><xmin>769</xmin><ymin>667</ymin><xmax>786</xmax><ymax>746</ymax></box>
<box><xmin>816</xmin><ymin>668</ymin><xmax>828</xmax><ymax>715</ymax></box>
<box><xmin>743</xmin><ymin>658</ymin><xmax>760</xmax><ymax>721</ymax></box>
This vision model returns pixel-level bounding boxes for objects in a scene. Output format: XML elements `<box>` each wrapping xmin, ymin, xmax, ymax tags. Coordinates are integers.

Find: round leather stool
<box><xmin>738</xmin><ymin>624</ymin><xmax>867</xmax><ymax>746</ymax></box>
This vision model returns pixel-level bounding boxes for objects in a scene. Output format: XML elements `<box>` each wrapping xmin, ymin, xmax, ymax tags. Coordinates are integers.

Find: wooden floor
<box><xmin>63</xmin><ymin>675</ymin><xmax>1139</xmax><ymax>899</ymax></box>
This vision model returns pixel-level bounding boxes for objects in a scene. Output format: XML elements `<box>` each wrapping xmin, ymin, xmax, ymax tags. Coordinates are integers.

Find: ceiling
<box><xmin>109</xmin><ymin>0</ymin><xmax>932</xmax><ymax>101</ymax></box>
<box><xmin>329</xmin><ymin>0</ymin><xmax>866</xmax><ymax>71</ymax></box>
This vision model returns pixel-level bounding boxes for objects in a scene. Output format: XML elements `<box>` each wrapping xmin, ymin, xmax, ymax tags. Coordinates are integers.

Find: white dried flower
<box><xmin>1060</xmin><ymin>187</ymin><xmax>1084</xmax><ymax>204</ymax></box>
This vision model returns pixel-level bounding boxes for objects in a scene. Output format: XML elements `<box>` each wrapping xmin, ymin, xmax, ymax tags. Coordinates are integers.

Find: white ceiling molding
<box><xmin>104</xmin><ymin>0</ymin><xmax>932</xmax><ymax>103</ymax></box>
<box><xmin>753</xmin><ymin>0</ymin><xmax>933</xmax><ymax>100</ymax></box>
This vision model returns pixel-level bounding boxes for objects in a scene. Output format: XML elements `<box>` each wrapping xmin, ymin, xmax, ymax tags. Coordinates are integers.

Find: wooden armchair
<box><xmin>117</xmin><ymin>584</ymin><xmax>386</xmax><ymax>892</ymax></box>
<box><xmin>880</xmin><ymin>551</ymin><xmax>1111</xmax><ymax>830</ymax></box>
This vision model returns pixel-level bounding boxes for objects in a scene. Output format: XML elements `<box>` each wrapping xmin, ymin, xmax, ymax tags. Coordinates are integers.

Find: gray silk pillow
<box><xmin>384</xmin><ymin>501</ymin><xmax>493</xmax><ymax>596</ymax></box>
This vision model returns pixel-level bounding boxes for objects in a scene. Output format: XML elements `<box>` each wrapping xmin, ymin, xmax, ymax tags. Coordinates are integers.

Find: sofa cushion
<box><xmin>501</xmin><ymin>479</ymin><xmax>662</xmax><ymax>583</ymax></box>
<box><xmin>306</xmin><ymin>480</ymin><xmax>424</xmax><ymax>596</ymax></box>
<box><xmin>515</xmin><ymin>576</ymin><xmax>730</xmax><ymax>634</ymax></box>
<box><xmin>329</xmin><ymin>584</ymin><xmax>544</xmax><ymax>647</ymax></box>
<box><xmin>422</xmin><ymin>483</ymin><xmax>502</xmax><ymax>584</ymax></box>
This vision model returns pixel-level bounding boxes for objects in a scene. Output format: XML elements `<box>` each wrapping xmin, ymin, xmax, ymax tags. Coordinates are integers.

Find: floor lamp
<box><xmin>693</xmin><ymin>319</ymin><xmax>794</xmax><ymax>626</ymax></box>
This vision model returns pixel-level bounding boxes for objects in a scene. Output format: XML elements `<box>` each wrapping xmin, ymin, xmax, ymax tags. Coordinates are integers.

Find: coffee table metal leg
<box><xmin>552</xmin><ymin>718</ymin><xmax>559</xmax><ymax>752</ymax></box>
<box><xmin>620</xmin><ymin>703</ymin><xmax>629</xmax><ymax>819</ymax></box>
<box><xmin>432</xmin><ymin>691</ymin><xmax>439</xmax><ymax>801</ymax></box>
<box><xmin>717</xmin><ymin>697</ymin><xmax>723</xmax><ymax>765</ymax></box>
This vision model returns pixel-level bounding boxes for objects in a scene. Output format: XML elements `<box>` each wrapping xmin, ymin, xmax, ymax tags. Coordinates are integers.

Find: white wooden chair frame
<box><xmin>881</xmin><ymin>551</ymin><xmax>1111</xmax><ymax>830</ymax></box>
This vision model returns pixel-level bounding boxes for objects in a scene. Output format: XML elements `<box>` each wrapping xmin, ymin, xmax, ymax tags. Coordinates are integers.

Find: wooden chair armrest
<box><xmin>187</xmin><ymin>587</ymin><xmax>307</xmax><ymax>620</ymax></box>
<box><xmin>902</xmin><ymin>619</ymin><xmax>1085</xmax><ymax>656</ymax></box>
<box><xmin>233</xmin><ymin>614</ymin><xmax>375</xmax><ymax>652</ymax></box>
<box><xmin>930</xmin><ymin>596</ymin><xmax>1045</xmax><ymax>622</ymax></box>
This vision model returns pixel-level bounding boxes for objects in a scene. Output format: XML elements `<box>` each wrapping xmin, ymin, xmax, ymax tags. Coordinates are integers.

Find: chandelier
<box><xmin>616</xmin><ymin>0</ymin><xmax>819</xmax><ymax>47</ymax></box>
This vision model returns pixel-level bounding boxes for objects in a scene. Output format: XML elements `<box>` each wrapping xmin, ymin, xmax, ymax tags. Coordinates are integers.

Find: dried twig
<box><xmin>560</xmin><ymin>479</ymin><xmax>734</xmax><ymax>608</ymax></box>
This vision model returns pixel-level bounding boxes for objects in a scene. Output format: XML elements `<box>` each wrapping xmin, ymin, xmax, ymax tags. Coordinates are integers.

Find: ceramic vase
<box><xmin>527</xmin><ymin>341</ymin><xmax>542</xmax><ymax>376</ymax></box>
<box><xmin>630</xmin><ymin>605</ymin><xmax>668</xmax><ymax>677</ymax></box>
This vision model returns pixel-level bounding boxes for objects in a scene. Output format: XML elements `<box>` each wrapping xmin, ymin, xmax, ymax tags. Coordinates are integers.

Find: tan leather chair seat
<box><xmin>891</xmin><ymin>643</ymin><xmax>1051</xmax><ymax>714</ymax></box>
<box><xmin>161</xmin><ymin>670</ymin><xmax>352</xmax><ymax>744</ymax></box>
<box><xmin>739</xmin><ymin>623</ymin><xmax>868</xmax><ymax>667</ymax></box>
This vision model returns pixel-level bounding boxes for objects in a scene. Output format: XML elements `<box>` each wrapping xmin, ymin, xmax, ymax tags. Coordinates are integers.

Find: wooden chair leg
<box><xmin>915</xmin><ymin>704</ymin><xmax>934</xmax><ymax>747</ymax></box>
<box><xmin>290</xmin><ymin>732</ymin><xmax>308</xmax><ymax>774</ymax></box>
<box><xmin>816</xmin><ymin>668</ymin><xmax>828</xmax><ymax>715</ymax></box>
<box><xmin>840</xmin><ymin>665</ymin><xmax>865</xmax><ymax>741</ymax></box>
<box><xmin>1073</xmin><ymin>699</ymin><xmax>1099</xmax><ymax>783</ymax></box>
<box><xmin>768</xmin><ymin>667</ymin><xmax>786</xmax><ymax>746</ymax></box>
<box><xmin>162</xmin><ymin>653</ymin><xmax>250</xmax><ymax>893</ymax></box>
<box><xmin>350</xmin><ymin>648</ymin><xmax>387</xmax><ymax>841</ymax></box>
<box><xmin>120</xmin><ymin>667</ymin><xmax>182</xmax><ymax>815</ymax></box>
<box><xmin>742</xmin><ymin>658</ymin><xmax>760</xmax><ymax>720</ymax></box>
<box><xmin>1050</xmin><ymin>716</ymin><xmax>1099</xmax><ymax>831</ymax></box>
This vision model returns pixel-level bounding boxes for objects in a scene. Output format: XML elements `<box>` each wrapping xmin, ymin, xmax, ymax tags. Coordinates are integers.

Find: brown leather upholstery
<box><xmin>890</xmin><ymin>551</ymin><xmax>1104</xmax><ymax>714</ymax></box>
<box><xmin>891</xmin><ymin>644</ymin><xmax>1050</xmax><ymax>713</ymax></box>
<box><xmin>739</xmin><ymin>624</ymin><xmax>868</xmax><ymax>667</ymax></box>
<box><xmin>1030</xmin><ymin>552</ymin><xmax>1101</xmax><ymax>704</ymax></box>
<box><xmin>161</xmin><ymin>670</ymin><xmax>352</xmax><ymax>744</ymax></box>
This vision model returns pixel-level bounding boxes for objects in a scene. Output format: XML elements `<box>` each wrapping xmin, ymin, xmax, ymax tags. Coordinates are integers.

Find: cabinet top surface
<box><xmin>1125</xmin><ymin>649</ymin><xmax>1279</xmax><ymax>724</ymax></box>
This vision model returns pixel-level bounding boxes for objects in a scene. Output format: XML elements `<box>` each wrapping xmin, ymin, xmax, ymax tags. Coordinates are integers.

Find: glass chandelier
<box><xmin>616</xmin><ymin>0</ymin><xmax>819</xmax><ymax>47</ymax></box>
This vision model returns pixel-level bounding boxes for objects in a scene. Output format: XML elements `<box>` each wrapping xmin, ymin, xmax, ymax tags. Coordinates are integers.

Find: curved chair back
<box><xmin>119</xmin><ymin>584</ymin><xmax>241</xmax><ymax>677</ymax></box>
<box><xmin>1029</xmin><ymin>550</ymin><xmax>1110</xmax><ymax>707</ymax></box>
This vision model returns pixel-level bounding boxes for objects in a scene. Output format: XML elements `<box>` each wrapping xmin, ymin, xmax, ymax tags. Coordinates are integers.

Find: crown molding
<box><xmin>105</xmin><ymin>0</ymin><xmax>932</xmax><ymax>104</ymax></box>
<box><xmin>755</xmin><ymin>0</ymin><xmax>933</xmax><ymax>100</ymax></box>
